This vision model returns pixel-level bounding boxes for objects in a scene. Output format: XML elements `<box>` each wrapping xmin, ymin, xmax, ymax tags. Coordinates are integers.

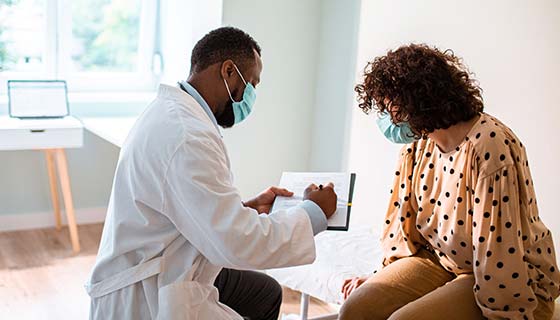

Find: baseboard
<box><xmin>0</xmin><ymin>207</ymin><xmax>107</xmax><ymax>232</ymax></box>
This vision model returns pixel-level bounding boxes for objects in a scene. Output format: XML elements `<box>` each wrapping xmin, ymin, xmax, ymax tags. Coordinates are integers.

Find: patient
<box><xmin>340</xmin><ymin>44</ymin><xmax>559</xmax><ymax>320</ymax></box>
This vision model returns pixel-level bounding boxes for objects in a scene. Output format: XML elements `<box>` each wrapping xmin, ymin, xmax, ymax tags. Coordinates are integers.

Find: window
<box><xmin>0</xmin><ymin>0</ymin><xmax>46</xmax><ymax>73</ymax></box>
<box><xmin>0</xmin><ymin>0</ymin><xmax>160</xmax><ymax>93</ymax></box>
<box><xmin>69</xmin><ymin>0</ymin><xmax>142</xmax><ymax>73</ymax></box>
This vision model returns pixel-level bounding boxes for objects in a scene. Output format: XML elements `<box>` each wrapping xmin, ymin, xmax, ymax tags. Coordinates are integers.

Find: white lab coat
<box><xmin>86</xmin><ymin>84</ymin><xmax>318</xmax><ymax>319</ymax></box>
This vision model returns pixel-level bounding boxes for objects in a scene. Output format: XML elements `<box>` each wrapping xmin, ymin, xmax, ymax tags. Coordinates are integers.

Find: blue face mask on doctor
<box><xmin>376</xmin><ymin>112</ymin><xmax>417</xmax><ymax>144</ymax></box>
<box><xmin>223</xmin><ymin>63</ymin><xmax>256</xmax><ymax>125</ymax></box>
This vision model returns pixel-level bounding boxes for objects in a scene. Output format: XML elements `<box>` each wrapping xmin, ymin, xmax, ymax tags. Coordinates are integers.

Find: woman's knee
<box><xmin>387</xmin><ymin>305</ymin><xmax>419</xmax><ymax>320</ymax></box>
<box><xmin>339</xmin><ymin>299</ymin><xmax>369</xmax><ymax>320</ymax></box>
<box><xmin>338</xmin><ymin>300</ymin><xmax>367</xmax><ymax>320</ymax></box>
<box><xmin>339</xmin><ymin>282</ymin><xmax>398</xmax><ymax>320</ymax></box>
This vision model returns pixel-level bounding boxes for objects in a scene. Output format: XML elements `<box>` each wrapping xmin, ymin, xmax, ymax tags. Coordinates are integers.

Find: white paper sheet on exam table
<box><xmin>271</xmin><ymin>172</ymin><xmax>355</xmax><ymax>231</ymax></box>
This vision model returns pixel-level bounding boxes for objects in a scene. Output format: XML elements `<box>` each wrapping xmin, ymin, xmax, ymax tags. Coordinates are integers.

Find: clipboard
<box><xmin>271</xmin><ymin>172</ymin><xmax>357</xmax><ymax>231</ymax></box>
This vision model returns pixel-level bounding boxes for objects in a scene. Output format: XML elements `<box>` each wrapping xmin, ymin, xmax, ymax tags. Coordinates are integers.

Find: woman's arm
<box><xmin>472</xmin><ymin>164</ymin><xmax>537</xmax><ymax>319</ymax></box>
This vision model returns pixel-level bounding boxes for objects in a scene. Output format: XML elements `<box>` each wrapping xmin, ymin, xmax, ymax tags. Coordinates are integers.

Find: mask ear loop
<box><xmin>233</xmin><ymin>64</ymin><xmax>248</xmax><ymax>85</ymax></box>
<box><xmin>223</xmin><ymin>63</ymin><xmax>247</xmax><ymax>102</ymax></box>
<box><xmin>223</xmin><ymin>78</ymin><xmax>235</xmax><ymax>102</ymax></box>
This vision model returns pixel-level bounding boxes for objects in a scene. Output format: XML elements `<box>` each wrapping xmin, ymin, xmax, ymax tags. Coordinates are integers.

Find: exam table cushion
<box><xmin>266</xmin><ymin>225</ymin><xmax>382</xmax><ymax>305</ymax></box>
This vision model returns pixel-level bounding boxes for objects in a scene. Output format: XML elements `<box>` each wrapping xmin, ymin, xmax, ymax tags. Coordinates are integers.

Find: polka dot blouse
<box><xmin>381</xmin><ymin>113</ymin><xmax>560</xmax><ymax>319</ymax></box>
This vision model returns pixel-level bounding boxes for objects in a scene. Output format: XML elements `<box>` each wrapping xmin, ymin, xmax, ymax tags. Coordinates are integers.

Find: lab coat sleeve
<box><xmin>161</xmin><ymin>136</ymin><xmax>318</xmax><ymax>270</ymax></box>
<box><xmin>298</xmin><ymin>200</ymin><xmax>328</xmax><ymax>235</ymax></box>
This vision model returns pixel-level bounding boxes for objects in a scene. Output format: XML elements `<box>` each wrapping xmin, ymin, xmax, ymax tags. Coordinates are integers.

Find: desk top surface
<box><xmin>0</xmin><ymin>116</ymin><xmax>83</xmax><ymax>130</ymax></box>
<box><xmin>0</xmin><ymin>116</ymin><xmax>84</xmax><ymax>150</ymax></box>
<box><xmin>80</xmin><ymin>117</ymin><xmax>138</xmax><ymax>148</ymax></box>
<box><xmin>0</xmin><ymin>115</ymin><xmax>137</xmax><ymax>149</ymax></box>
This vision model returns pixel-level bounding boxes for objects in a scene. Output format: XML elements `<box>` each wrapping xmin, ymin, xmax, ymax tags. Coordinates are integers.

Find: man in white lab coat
<box><xmin>86</xmin><ymin>27</ymin><xmax>337</xmax><ymax>320</ymax></box>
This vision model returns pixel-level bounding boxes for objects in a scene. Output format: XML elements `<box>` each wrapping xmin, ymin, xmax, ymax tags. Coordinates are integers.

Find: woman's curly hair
<box><xmin>355</xmin><ymin>44</ymin><xmax>484</xmax><ymax>136</ymax></box>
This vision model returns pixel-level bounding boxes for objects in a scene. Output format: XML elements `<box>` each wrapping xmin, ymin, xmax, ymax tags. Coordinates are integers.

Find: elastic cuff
<box><xmin>299</xmin><ymin>200</ymin><xmax>328</xmax><ymax>235</ymax></box>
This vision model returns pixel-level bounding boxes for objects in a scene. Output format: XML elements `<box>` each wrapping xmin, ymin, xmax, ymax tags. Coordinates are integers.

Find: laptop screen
<box><xmin>8</xmin><ymin>80</ymin><xmax>69</xmax><ymax>118</ymax></box>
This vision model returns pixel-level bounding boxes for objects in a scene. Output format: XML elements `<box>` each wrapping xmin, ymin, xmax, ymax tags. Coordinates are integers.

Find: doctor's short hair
<box><xmin>355</xmin><ymin>44</ymin><xmax>484</xmax><ymax>136</ymax></box>
<box><xmin>190</xmin><ymin>26</ymin><xmax>261</xmax><ymax>74</ymax></box>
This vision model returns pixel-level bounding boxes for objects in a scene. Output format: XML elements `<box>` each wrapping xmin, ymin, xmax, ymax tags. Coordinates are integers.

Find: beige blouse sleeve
<box><xmin>472</xmin><ymin>164</ymin><xmax>537</xmax><ymax>319</ymax></box>
<box><xmin>381</xmin><ymin>146</ymin><xmax>426</xmax><ymax>267</ymax></box>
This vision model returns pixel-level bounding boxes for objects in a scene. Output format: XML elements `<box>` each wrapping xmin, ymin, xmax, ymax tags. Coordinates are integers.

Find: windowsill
<box><xmin>0</xmin><ymin>91</ymin><xmax>157</xmax><ymax>105</ymax></box>
<box><xmin>67</xmin><ymin>91</ymin><xmax>157</xmax><ymax>103</ymax></box>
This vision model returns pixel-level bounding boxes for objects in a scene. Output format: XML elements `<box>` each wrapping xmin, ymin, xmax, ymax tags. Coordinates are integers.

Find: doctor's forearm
<box><xmin>298</xmin><ymin>200</ymin><xmax>327</xmax><ymax>235</ymax></box>
<box><xmin>242</xmin><ymin>198</ymin><xmax>327</xmax><ymax>235</ymax></box>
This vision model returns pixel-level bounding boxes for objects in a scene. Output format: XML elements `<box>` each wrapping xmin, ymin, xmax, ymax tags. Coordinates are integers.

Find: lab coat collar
<box><xmin>177</xmin><ymin>81</ymin><xmax>222</xmax><ymax>137</ymax></box>
<box><xmin>156</xmin><ymin>84</ymin><xmax>222</xmax><ymax>137</ymax></box>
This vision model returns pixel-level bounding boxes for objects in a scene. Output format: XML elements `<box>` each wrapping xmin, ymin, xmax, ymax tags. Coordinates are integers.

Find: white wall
<box><xmin>348</xmin><ymin>0</ymin><xmax>560</xmax><ymax>248</ymax></box>
<box><xmin>221</xmin><ymin>0</ymin><xmax>322</xmax><ymax>198</ymax></box>
<box><xmin>308</xmin><ymin>0</ymin><xmax>361</xmax><ymax>172</ymax></box>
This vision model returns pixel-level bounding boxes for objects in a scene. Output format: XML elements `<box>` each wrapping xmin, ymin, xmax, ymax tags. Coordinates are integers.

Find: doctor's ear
<box><xmin>220</xmin><ymin>60</ymin><xmax>236</xmax><ymax>79</ymax></box>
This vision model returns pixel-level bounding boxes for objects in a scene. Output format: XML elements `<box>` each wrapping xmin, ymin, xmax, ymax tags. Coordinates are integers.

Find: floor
<box><xmin>0</xmin><ymin>224</ymin><xmax>335</xmax><ymax>319</ymax></box>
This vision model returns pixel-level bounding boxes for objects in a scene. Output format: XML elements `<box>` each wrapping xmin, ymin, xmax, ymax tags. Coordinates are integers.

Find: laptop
<box><xmin>8</xmin><ymin>80</ymin><xmax>70</xmax><ymax>119</ymax></box>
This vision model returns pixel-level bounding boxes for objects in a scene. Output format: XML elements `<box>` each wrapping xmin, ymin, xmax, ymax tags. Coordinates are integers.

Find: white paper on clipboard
<box><xmin>271</xmin><ymin>172</ymin><xmax>356</xmax><ymax>231</ymax></box>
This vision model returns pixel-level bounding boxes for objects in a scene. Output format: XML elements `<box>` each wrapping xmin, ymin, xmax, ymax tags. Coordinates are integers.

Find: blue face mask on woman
<box><xmin>223</xmin><ymin>64</ymin><xmax>256</xmax><ymax>125</ymax></box>
<box><xmin>376</xmin><ymin>112</ymin><xmax>417</xmax><ymax>144</ymax></box>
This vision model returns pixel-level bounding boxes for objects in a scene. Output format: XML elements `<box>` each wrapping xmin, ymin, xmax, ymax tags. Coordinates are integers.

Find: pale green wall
<box><xmin>0</xmin><ymin>0</ymin><xmax>362</xmax><ymax>217</ymax></box>
<box><xmin>221</xmin><ymin>0</ymin><xmax>360</xmax><ymax>198</ymax></box>
<box><xmin>221</xmin><ymin>0</ymin><xmax>322</xmax><ymax>198</ymax></box>
<box><xmin>0</xmin><ymin>102</ymin><xmax>142</xmax><ymax>215</ymax></box>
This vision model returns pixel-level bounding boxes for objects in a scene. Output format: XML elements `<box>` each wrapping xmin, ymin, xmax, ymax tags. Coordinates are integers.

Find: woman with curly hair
<box><xmin>339</xmin><ymin>44</ymin><xmax>559</xmax><ymax>320</ymax></box>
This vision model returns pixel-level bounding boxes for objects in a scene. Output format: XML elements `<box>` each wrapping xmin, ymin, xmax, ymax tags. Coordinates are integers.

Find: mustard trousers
<box><xmin>339</xmin><ymin>249</ymin><xmax>554</xmax><ymax>320</ymax></box>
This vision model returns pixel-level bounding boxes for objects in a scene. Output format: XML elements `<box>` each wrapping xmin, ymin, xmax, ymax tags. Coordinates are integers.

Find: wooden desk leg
<box><xmin>54</xmin><ymin>148</ymin><xmax>81</xmax><ymax>253</ymax></box>
<box><xmin>44</xmin><ymin>150</ymin><xmax>62</xmax><ymax>230</ymax></box>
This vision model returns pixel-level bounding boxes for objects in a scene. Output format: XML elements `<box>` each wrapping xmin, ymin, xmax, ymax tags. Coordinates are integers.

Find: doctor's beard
<box><xmin>216</xmin><ymin>100</ymin><xmax>235</xmax><ymax>128</ymax></box>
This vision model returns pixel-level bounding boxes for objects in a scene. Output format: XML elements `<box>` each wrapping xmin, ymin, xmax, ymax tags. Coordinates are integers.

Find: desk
<box><xmin>80</xmin><ymin>117</ymin><xmax>138</xmax><ymax>148</ymax></box>
<box><xmin>0</xmin><ymin>116</ymin><xmax>84</xmax><ymax>253</ymax></box>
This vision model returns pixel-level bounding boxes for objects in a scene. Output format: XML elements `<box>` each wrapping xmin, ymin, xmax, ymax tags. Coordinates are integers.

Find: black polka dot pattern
<box><xmin>380</xmin><ymin>113</ymin><xmax>559</xmax><ymax>317</ymax></box>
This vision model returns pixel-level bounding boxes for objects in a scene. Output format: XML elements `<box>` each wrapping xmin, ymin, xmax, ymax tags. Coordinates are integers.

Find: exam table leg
<box><xmin>300</xmin><ymin>292</ymin><xmax>339</xmax><ymax>320</ymax></box>
<box><xmin>300</xmin><ymin>293</ymin><xmax>309</xmax><ymax>320</ymax></box>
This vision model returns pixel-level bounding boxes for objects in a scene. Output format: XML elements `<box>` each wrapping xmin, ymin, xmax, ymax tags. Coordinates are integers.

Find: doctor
<box><xmin>86</xmin><ymin>26</ymin><xmax>337</xmax><ymax>320</ymax></box>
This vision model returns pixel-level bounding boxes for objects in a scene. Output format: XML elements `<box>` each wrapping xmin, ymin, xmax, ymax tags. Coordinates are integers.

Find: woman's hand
<box><xmin>341</xmin><ymin>276</ymin><xmax>370</xmax><ymax>300</ymax></box>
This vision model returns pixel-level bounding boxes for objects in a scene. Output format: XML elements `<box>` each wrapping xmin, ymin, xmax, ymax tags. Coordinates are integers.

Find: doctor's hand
<box><xmin>303</xmin><ymin>183</ymin><xmax>337</xmax><ymax>218</ymax></box>
<box><xmin>243</xmin><ymin>187</ymin><xmax>294</xmax><ymax>214</ymax></box>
